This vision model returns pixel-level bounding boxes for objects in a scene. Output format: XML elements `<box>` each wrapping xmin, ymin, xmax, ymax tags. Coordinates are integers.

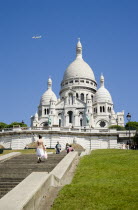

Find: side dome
<box><xmin>94</xmin><ymin>75</ymin><xmax>113</xmax><ymax>103</ymax></box>
<box><xmin>40</xmin><ymin>89</ymin><xmax>57</xmax><ymax>105</ymax></box>
<box><xmin>63</xmin><ymin>38</ymin><xmax>95</xmax><ymax>81</ymax></box>
<box><xmin>40</xmin><ymin>78</ymin><xmax>57</xmax><ymax>105</ymax></box>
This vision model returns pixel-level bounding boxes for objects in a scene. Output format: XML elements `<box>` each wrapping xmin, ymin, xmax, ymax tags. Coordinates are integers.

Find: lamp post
<box><xmin>126</xmin><ymin>113</ymin><xmax>131</xmax><ymax>145</ymax></box>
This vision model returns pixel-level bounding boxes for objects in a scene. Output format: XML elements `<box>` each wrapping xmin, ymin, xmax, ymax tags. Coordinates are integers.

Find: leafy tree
<box><xmin>0</xmin><ymin>122</ymin><xmax>8</xmax><ymax>129</ymax></box>
<box><xmin>109</xmin><ymin>125</ymin><xmax>126</xmax><ymax>131</ymax></box>
<box><xmin>133</xmin><ymin>131</ymin><xmax>138</xmax><ymax>144</ymax></box>
<box><xmin>125</xmin><ymin>121</ymin><xmax>138</xmax><ymax>130</ymax></box>
<box><xmin>7</xmin><ymin>122</ymin><xmax>27</xmax><ymax>128</ymax></box>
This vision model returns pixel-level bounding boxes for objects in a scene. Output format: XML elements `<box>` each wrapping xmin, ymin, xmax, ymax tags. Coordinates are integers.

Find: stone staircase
<box><xmin>0</xmin><ymin>152</ymin><xmax>66</xmax><ymax>199</ymax></box>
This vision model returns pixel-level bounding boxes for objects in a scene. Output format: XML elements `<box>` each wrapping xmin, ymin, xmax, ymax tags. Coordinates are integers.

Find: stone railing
<box><xmin>0</xmin><ymin>127</ymin><xmax>136</xmax><ymax>137</ymax></box>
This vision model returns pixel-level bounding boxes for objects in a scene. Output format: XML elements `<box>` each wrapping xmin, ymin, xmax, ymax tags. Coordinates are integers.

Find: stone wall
<box><xmin>0</xmin><ymin>129</ymin><xmax>119</xmax><ymax>150</ymax></box>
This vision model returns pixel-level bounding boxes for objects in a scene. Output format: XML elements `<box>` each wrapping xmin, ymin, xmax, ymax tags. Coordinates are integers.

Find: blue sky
<box><xmin>0</xmin><ymin>0</ymin><xmax>138</xmax><ymax>126</ymax></box>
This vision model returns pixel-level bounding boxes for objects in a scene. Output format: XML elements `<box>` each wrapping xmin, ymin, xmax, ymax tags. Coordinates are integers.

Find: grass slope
<box><xmin>0</xmin><ymin>149</ymin><xmax>54</xmax><ymax>156</ymax></box>
<box><xmin>52</xmin><ymin>149</ymin><xmax>138</xmax><ymax>210</ymax></box>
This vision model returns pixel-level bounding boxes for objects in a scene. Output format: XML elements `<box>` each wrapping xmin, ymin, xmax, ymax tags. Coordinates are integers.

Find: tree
<box><xmin>7</xmin><ymin>122</ymin><xmax>27</xmax><ymax>128</ymax></box>
<box><xmin>0</xmin><ymin>122</ymin><xmax>8</xmax><ymax>129</ymax></box>
<box><xmin>125</xmin><ymin>121</ymin><xmax>138</xmax><ymax>130</ymax></box>
<box><xmin>109</xmin><ymin>125</ymin><xmax>126</xmax><ymax>131</ymax></box>
<box><xmin>133</xmin><ymin>131</ymin><xmax>138</xmax><ymax>145</ymax></box>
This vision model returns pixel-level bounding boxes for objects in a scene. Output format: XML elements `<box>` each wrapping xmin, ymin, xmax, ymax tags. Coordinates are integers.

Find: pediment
<box><xmin>56</xmin><ymin>100</ymin><xmax>64</xmax><ymax>108</ymax></box>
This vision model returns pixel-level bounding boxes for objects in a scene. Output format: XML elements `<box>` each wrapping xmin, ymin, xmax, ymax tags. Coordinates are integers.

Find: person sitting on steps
<box><xmin>67</xmin><ymin>145</ymin><xmax>74</xmax><ymax>153</ymax></box>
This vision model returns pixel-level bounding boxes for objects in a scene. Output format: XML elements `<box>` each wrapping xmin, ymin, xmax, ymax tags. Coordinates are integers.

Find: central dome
<box><xmin>63</xmin><ymin>58</ymin><xmax>95</xmax><ymax>81</ymax></box>
<box><xmin>63</xmin><ymin>39</ymin><xmax>95</xmax><ymax>81</ymax></box>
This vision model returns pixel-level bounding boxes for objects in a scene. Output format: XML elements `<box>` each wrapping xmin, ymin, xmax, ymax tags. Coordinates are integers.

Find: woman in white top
<box><xmin>36</xmin><ymin>135</ymin><xmax>45</xmax><ymax>163</ymax></box>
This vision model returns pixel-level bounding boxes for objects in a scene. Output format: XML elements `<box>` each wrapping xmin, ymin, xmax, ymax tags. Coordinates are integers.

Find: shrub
<box><xmin>125</xmin><ymin>121</ymin><xmax>138</xmax><ymax>130</ymax></box>
<box><xmin>0</xmin><ymin>145</ymin><xmax>5</xmax><ymax>149</ymax></box>
<box><xmin>0</xmin><ymin>122</ymin><xmax>8</xmax><ymax>129</ymax></box>
<box><xmin>133</xmin><ymin>131</ymin><xmax>138</xmax><ymax>144</ymax></box>
<box><xmin>7</xmin><ymin>122</ymin><xmax>27</xmax><ymax>128</ymax></box>
<box><xmin>109</xmin><ymin>125</ymin><xmax>126</xmax><ymax>130</ymax></box>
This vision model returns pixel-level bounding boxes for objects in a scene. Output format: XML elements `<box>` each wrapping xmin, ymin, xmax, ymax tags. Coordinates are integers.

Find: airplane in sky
<box><xmin>32</xmin><ymin>35</ymin><xmax>42</xmax><ymax>39</ymax></box>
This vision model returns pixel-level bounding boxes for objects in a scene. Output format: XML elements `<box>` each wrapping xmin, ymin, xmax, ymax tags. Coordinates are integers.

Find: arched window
<box><xmin>108</xmin><ymin>107</ymin><xmax>111</xmax><ymax>112</ymax></box>
<box><xmin>81</xmin><ymin>93</ymin><xmax>84</xmax><ymax>101</ymax></box>
<box><xmin>80</xmin><ymin>119</ymin><xmax>83</xmax><ymax>126</ymax></box>
<box><xmin>76</xmin><ymin>93</ymin><xmax>78</xmax><ymax>98</ymax></box>
<box><xmin>44</xmin><ymin>109</ymin><xmax>46</xmax><ymax>115</ymax></box>
<box><xmin>100</xmin><ymin>106</ymin><xmax>102</xmax><ymax>112</ymax></box>
<box><xmin>69</xmin><ymin>93</ymin><xmax>73</xmax><ymax>105</ymax></box>
<box><xmin>68</xmin><ymin>111</ymin><xmax>73</xmax><ymax>123</ymax></box>
<box><xmin>103</xmin><ymin>106</ymin><xmax>105</xmax><ymax>112</ymax></box>
<box><xmin>47</xmin><ymin>109</ymin><xmax>49</xmax><ymax>114</ymax></box>
<box><xmin>91</xmin><ymin>95</ymin><xmax>93</xmax><ymax>102</ymax></box>
<box><xmin>59</xmin><ymin>119</ymin><xmax>61</xmax><ymax>127</ymax></box>
<box><xmin>79</xmin><ymin>112</ymin><xmax>83</xmax><ymax>116</ymax></box>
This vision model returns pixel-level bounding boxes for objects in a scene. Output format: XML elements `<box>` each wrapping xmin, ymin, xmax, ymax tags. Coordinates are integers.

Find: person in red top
<box><xmin>67</xmin><ymin>145</ymin><xmax>74</xmax><ymax>153</ymax></box>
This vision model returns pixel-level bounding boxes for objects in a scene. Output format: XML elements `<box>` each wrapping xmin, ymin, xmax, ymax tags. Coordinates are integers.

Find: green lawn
<box><xmin>0</xmin><ymin>148</ymin><xmax>55</xmax><ymax>156</ymax></box>
<box><xmin>52</xmin><ymin>149</ymin><xmax>138</xmax><ymax>210</ymax></box>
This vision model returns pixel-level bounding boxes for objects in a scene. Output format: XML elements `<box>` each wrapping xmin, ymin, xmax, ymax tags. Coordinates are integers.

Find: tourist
<box><xmin>67</xmin><ymin>145</ymin><xmax>74</xmax><ymax>153</ymax></box>
<box><xmin>24</xmin><ymin>145</ymin><xmax>28</xmax><ymax>149</ymax></box>
<box><xmin>55</xmin><ymin>141</ymin><xmax>61</xmax><ymax>154</ymax></box>
<box><xmin>126</xmin><ymin>141</ymin><xmax>130</xmax><ymax>150</ymax></box>
<box><xmin>36</xmin><ymin>135</ymin><xmax>45</xmax><ymax>163</ymax></box>
<box><xmin>65</xmin><ymin>143</ymin><xmax>70</xmax><ymax>152</ymax></box>
<box><xmin>122</xmin><ymin>143</ymin><xmax>126</xmax><ymax>149</ymax></box>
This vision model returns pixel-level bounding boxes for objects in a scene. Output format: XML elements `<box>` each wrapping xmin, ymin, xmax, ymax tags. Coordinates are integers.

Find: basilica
<box><xmin>31</xmin><ymin>39</ymin><xmax>124</xmax><ymax>129</ymax></box>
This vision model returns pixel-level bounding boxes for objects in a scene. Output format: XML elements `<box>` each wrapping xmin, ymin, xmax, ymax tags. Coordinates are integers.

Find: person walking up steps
<box><xmin>36</xmin><ymin>135</ymin><xmax>45</xmax><ymax>163</ymax></box>
<box><xmin>55</xmin><ymin>141</ymin><xmax>61</xmax><ymax>154</ymax></box>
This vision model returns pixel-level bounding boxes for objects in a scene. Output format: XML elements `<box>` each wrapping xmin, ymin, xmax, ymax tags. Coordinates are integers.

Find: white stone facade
<box><xmin>31</xmin><ymin>39</ymin><xmax>124</xmax><ymax>130</ymax></box>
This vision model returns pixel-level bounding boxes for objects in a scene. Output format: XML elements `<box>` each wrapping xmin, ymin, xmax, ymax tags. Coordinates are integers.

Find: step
<box><xmin>0</xmin><ymin>178</ymin><xmax>23</xmax><ymax>182</ymax></box>
<box><xmin>0</xmin><ymin>183</ymin><xmax>19</xmax><ymax>187</ymax></box>
<box><xmin>0</xmin><ymin>152</ymin><xmax>66</xmax><ymax>199</ymax></box>
<box><xmin>0</xmin><ymin>188</ymin><xmax>13</xmax><ymax>192</ymax></box>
